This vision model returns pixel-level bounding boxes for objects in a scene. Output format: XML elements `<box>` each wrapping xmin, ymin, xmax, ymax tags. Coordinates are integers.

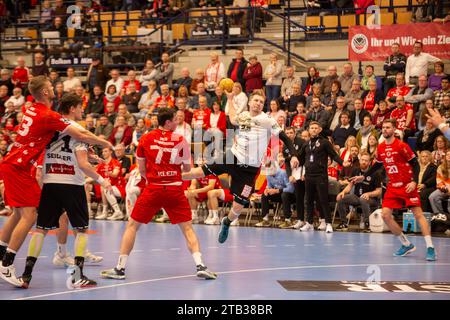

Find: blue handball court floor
<box><xmin>0</xmin><ymin>218</ymin><xmax>449</xmax><ymax>300</ymax></box>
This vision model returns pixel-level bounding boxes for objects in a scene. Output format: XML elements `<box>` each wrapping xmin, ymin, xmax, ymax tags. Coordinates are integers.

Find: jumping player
<box><xmin>351</xmin><ymin>119</ymin><xmax>436</xmax><ymax>261</ymax></box>
<box><xmin>0</xmin><ymin>76</ymin><xmax>112</xmax><ymax>287</ymax></box>
<box><xmin>101</xmin><ymin>108</ymin><xmax>217</xmax><ymax>280</ymax></box>
<box><xmin>182</xmin><ymin>92</ymin><xmax>299</xmax><ymax>243</ymax></box>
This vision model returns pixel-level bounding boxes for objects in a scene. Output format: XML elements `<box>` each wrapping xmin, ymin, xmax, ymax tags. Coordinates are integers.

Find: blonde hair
<box><xmin>28</xmin><ymin>75</ymin><xmax>49</xmax><ymax>98</ymax></box>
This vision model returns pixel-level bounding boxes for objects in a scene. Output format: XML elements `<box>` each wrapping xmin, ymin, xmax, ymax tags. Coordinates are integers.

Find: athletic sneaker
<box><xmin>255</xmin><ymin>220</ymin><xmax>271</xmax><ymax>227</ymax></box>
<box><xmin>393</xmin><ymin>243</ymin><xmax>416</xmax><ymax>257</ymax></box>
<box><xmin>0</xmin><ymin>264</ymin><xmax>24</xmax><ymax>287</ymax></box>
<box><xmin>299</xmin><ymin>222</ymin><xmax>314</xmax><ymax>231</ymax></box>
<box><xmin>210</xmin><ymin>216</ymin><xmax>220</xmax><ymax>225</ymax></box>
<box><xmin>293</xmin><ymin>220</ymin><xmax>305</xmax><ymax>229</ymax></box>
<box><xmin>318</xmin><ymin>219</ymin><xmax>326</xmax><ymax>231</ymax></box>
<box><xmin>218</xmin><ymin>217</ymin><xmax>230</xmax><ymax>244</ymax></box>
<box><xmin>155</xmin><ymin>214</ymin><xmax>170</xmax><ymax>223</ymax></box>
<box><xmin>279</xmin><ymin>220</ymin><xmax>293</xmax><ymax>229</ymax></box>
<box><xmin>71</xmin><ymin>275</ymin><xmax>97</xmax><ymax>288</ymax></box>
<box><xmin>85</xmin><ymin>251</ymin><xmax>103</xmax><ymax>264</ymax></box>
<box><xmin>335</xmin><ymin>223</ymin><xmax>348</xmax><ymax>231</ymax></box>
<box><xmin>230</xmin><ymin>219</ymin><xmax>240</xmax><ymax>226</ymax></box>
<box><xmin>53</xmin><ymin>252</ymin><xmax>75</xmax><ymax>267</ymax></box>
<box><xmin>101</xmin><ymin>267</ymin><xmax>126</xmax><ymax>280</ymax></box>
<box><xmin>95</xmin><ymin>211</ymin><xmax>108</xmax><ymax>220</ymax></box>
<box><xmin>426</xmin><ymin>247</ymin><xmax>437</xmax><ymax>261</ymax></box>
<box><xmin>325</xmin><ymin>223</ymin><xmax>333</xmax><ymax>233</ymax></box>
<box><xmin>19</xmin><ymin>274</ymin><xmax>32</xmax><ymax>289</ymax></box>
<box><xmin>108</xmin><ymin>211</ymin><xmax>124</xmax><ymax>221</ymax></box>
<box><xmin>196</xmin><ymin>265</ymin><xmax>217</xmax><ymax>280</ymax></box>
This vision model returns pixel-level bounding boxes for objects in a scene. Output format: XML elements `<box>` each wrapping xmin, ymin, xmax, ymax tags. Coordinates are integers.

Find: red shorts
<box><xmin>195</xmin><ymin>192</ymin><xmax>208</xmax><ymax>202</ymax></box>
<box><xmin>94</xmin><ymin>184</ymin><xmax>125</xmax><ymax>200</ymax></box>
<box><xmin>220</xmin><ymin>189</ymin><xmax>234</xmax><ymax>202</ymax></box>
<box><xmin>383</xmin><ymin>185</ymin><xmax>421</xmax><ymax>209</ymax></box>
<box><xmin>131</xmin><ymin>185</ymin><xmax>191</xmax><ymax>224</ymax></box>
<box><xmin>0</xmin><ymin>162</ymin><xmax>41</xmax><ymax>208</ymax></box>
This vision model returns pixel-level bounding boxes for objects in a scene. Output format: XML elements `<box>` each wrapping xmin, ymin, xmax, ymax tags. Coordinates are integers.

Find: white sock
<box><xmin>57</xmin><ymin>243</ymin><xmax>67</xmax><ymax>257</ymax></box>
<box><xmin>0</xmin><ymin>240</ymin><xmax>8</xmax><ymax>247</ymax></box>
<box><xmin>212</xmin><ymin>210</ymin><xmax>218</xmax><ymax>219</ymax></box>
<box><xmin>191</xmin><ymin>209</ymin><xmax>198</xmax><ymax>218</ymax></box>
<box><xmin>112</xmin><ymin>204</ymin><xmax>121</xmax><ymax>214</ymax></box>
<box><xmin>263</xmin><ymin>214</ymin><xmax>269</xmax><ymax>221</ymax></box>
<box><xmin>207</xmin><ymin>210</ymin><xmax>213</xmax><ymax>220</ymax></box>
<box><xmin>192</xmin><ymin>252</ymin><xmax>204</xmax><ymax>266</ymax></box>
<box><xmin>398</xmin><ymin>233</ymin><xmax>411</xmax><ymax>246</ymax></box>
<box><xmin>229</xmin><ymin>208</ymin><xmax>240</xmax><ymax>220</ymax></box>
<box><xmin>424</xmin><ymin>235</ymin><xmax>434</xmax><ymax>248</ymax></box>
<box><xmin>102</xmin><ymin>205</ymin><xmax>108</xmax><ymax>214</ymax></box>
<box><xmin>6</xmin><ymin>248</ymin><xmax>17</xmax><ymax>254</ymax></box>
<box><xmin>117</xmin><ymin>255</ymin><xmax>128</xmax><ymax>270</ymax></box>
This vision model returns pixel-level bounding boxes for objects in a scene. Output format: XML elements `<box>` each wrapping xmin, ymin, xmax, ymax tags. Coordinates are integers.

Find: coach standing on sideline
<box><xmin>298</xmin><ymin>121</ymin><xmax>350</xmax><ymax>233</ymax></box>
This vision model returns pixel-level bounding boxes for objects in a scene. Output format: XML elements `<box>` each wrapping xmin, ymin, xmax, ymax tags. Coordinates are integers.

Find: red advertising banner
<box><xmin>349</xmin><ymin>22</ymin><xmax>450</xmax><ymax>61</ymax></box>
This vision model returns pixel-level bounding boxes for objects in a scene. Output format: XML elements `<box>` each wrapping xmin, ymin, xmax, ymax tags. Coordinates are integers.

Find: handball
<box><xmin>219</xmin><ymin>78</ymin><xmax>234</xmax><ymax>92</ymax></box>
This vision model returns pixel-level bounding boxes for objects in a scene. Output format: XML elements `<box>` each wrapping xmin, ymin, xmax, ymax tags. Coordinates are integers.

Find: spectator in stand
<box><xmin>361</xmin><ymin>79</ymin><xmax>383</xmax><ymax>116</ymax></box>
<box><xmin>405</xmin><ymin>75</ymin><xmax>434</xmax><ymax>116</ymax></box>
<box><xmin>117</xmin><ymin>103</ymin><xmax>135</xmax><ymax>127</ymax></box>
<box><xmin>212</xmin><ymin>86</ymin><xmax>227</xmax><ymax>111</ymax></box>
<box><xmin>432</xmin><ymin>134</ymin><xmax>449</xmax><ymax>167</ymax></box>
<box><xmin>356</xmin><ymin>115</ymin><xmax>378</xmax><ymax>149</ymax></box>
<box><xmin>280</xmin><ymin>66</ymin><xmax>301</xmax><ymax>103</ymax></box>
<box><xmin>207</xmin><ymin>100</ymin><xmax>227</xmax><ymax>144</ymax></box>
<box><xmin>95</xmin><ymin>115</ymin><xmax>114</xmax><ymax>140</ymax></box>
<box><xmin>52</xmin><ymin>82</ymin><xmax>64</xmax><ymax>111</ymax></box>
<box><xmin>373</xmin><ymin>100</ymin><xmax>391</xmax><ymax>130</ymax></box>
<box><xmin>105</xmin><ymin>101</ymin><xmax>118</xmax><ymax>125</ymax></box>
<box><xmin>5</xmin><ymin>87</ymin><xmax>24</xmax><ymax>110</ymax></box>
<box><xmin>306</xmin><ymin>83</ymin><xmax>323</xmax><ymax>109</ymax></box>
<box><xmin>434</xmin><ymin>77</ymin><xmax>449</xmax><ymax>109</ymax></box>
<box><xmin>428</xmin><ymin>61</ymin><xmax>447</xmax><ymax>91</ymax></box>
<box><xmin>320</xmin><ymin>65</ymin><xmax>338</xmax><ymax>95</ymax></box>
<box><xmin>405</xmin><ymin>41</ymin><xmax>441</xmax><ymax>86</ymax></box>
<box><xmin>360</xmin><ymin>65</ymin><xmax>376</xmax><ymax>91</ymax></box>
<box><xmin>11</xmin><ymin>57</ymin><xmax>29</xmax><ymax>89</ymax></box>
<box><xmin>131</xmin><ymin>118</ymin><xmax>148</xmax><ymax>150</ymax></box>
<box><xmin>204</xmin><ymin>52</ymin><xmax>225</xmax><ymax>97</ymax></box>
<box><xmin>122</xmin><ymin>83</ymin><xmax>141</xmax><ymax>113</ymax></box>
<box><xmin>0</xmin><ymin>85</ymin><xmax>9</xmax><ymax>116</ymax></box>
<box><xmin>267</xmin><ymin>99</ymin><xmax>286</xmax><ymax>122</ymax></box>
<box><xmin>390</xmin><ymin>95</ymin><xmax>415</xmax><ymax>141</ymax></box>
<box><xmin>150</xmin><ymin>84</ymin><xmax>175</xmax><ymax>112</ymax></box>
<box><xmin>243</xmin><ymin>55</ymin><xmax>263</xmax><ymax>94</ymax></box>
<box><xmin>304</xmin><ymin>96</ymin><xmax>330</xmax><ymax>130</ymax></box>
<box><xmin>0</xmin><ymin>69</ymin><xmax>14</xmax><ymax>96</ymax></box>
<box><xmin>85</xmin><ymin>115</ymin><xmax>96</xmax><ymax>134</ymax></box>
<box><xmin>323</xmin><ymin>80</ymin><xmax>345</xmax><ymax>112</ymax></box>
<box><xmin>174</xmin><ymin>109</ymin><xmax>192</xmax><ymax>143</ymax></box>
<box><xmin>411</xmin><ymin>0</ymin><xmax>434</xmax><ymax>22</ymax></box>
<box><xmin>416</xmin><ymin>118</ymin><xmax>442</xmax><ymax>153</ymax></box>
<box><xmin>429</xmin><ymin>150</ymin><xmax>450</xmax><ymax>214</ymax></box>
<box><xmin>189</xmin><ymin>83</ymin><xmax>212</xmax><ymax>109</ymax></box>
<box><xmin>227</xmin><ymin>49</ymin><xmax>247</xmax><ymax>88</ymax></box>
<box><xmin>62</xmin><ymin>67</ymin><xmax>82</xmax><ymax>93</ymax></box>
<box><xmin>115</xmin><ymin>143</ymin><xmax>131</xmax><ymax>176</ymax></box>
<box><xmin>139</xmin><ymin>59</ymin><xmax>159</xmax><ymax>94</ymax></box>
<box><xmin>190</xmin><ymin>68</ymin><xmax>205</xmax><ymax>96</ymax></box>
<box><xmin>417</xmin><ymin>99</ymin><xmax>434</xmax><ymax>131</ymax></box>
<box><xmin>173</xmin><ymin>68</ymin><xmax>193</xmax><ymax>95</ymax></box>
<box><xmin>291</xmin><ymin>102</ymin><xmax>307</xmax><ymax>130</ymax></box>
<box><xmin>106</xmin><ymin>69</ymin><xmax>124</xmax><ymax>95</ymax></box>
<box><xmin>361</xmin><ymin>132</ymin><xmax>378</xmax><ymax>160</ymax></box>
<box><xmin>332</xmin><ymin>111</ymin><xmax>357</xmax><ymax>148</ymax></box>
<box><xmin>350</xmin><ymin>98</ymin><xmax>370</xmax><ymax>130</ymax></box>
<box><xmin>282</xmin><ymin>83</ymin><xmax>306</xmax><ymax>124</ymax></box>
<box><xmin>386</xmin><ymin>73</ymin><xmax>411</xmax><ymax>109</ymax></box>
<box><xmin>0</xmin><ymin>102</ymin><xmax>17</xmax><ymax>130</ymax></box>
<box><xmin>302</xmin><ymin>66</ymin><xmax>321</xmax><ymax>97</ymax></box>
<box><xmin>0</xmin><ymin>139</ymin><xmax>8</xmax><ymax>157</ymax></box>
<box><xmin>53</xmin><ymin>0</ymin><xmax>68</xmax><ymax>22</ymax></box>
<box><xmin>328</xmin><ymin>96</ymin><xmax>347</xmax><ymax>132</ymax></box>
<box><xmin>123</xmin><ymin>70</ymin><xmax>141</xmax><ymax>94</ymax></box>
<box><xmin>177</xmin><ymin>85</ymin><xmax>191</xmax><ymax>103</ymax></box>
<box><xmin>338</xmin><ymin>144</ymin><xmax>360</xmax><ymax>188</ymax></box>
<box><xmin>104</xmin><ymin>84</ymin><xmax>122</xmax><ymax>112</ymax></box>
<box><xmin>383</xmin><ymin>43</ymin><xmax>407</xmax><ymax>95</ymax></box>
<box><xmin>440</xmin><ymin>94</ymin><xmax>450</xmax><ymax>118</ymax></box>
<box><xmin>49</xmin><ymin>70</ymin><xmax>61</xmax><ymax>87</ymax></box>
<box><xmin>109</xmin><ymin>115</ymin><xmax>133</xmax><ymax>147</ymax></box>
<box><xmin>46</xmin><ymin>16</ymin><xmax>67</xmax><ymax>47</ymax></box>
<box><xmin>417</xmin><ymin>150</ymin><xmax>437</xmax><ymax>212</ymax></box>
<box><xmin>86</xmin><ymin>56</ymin><xmax>109</xmax><ymax>92</ymax></box>
<box><xmin>176</xmin><ymin>97</ymin><xmax>193</xmax><ymax>125</ymax></box>
<box><xmin>339</xmin><ymin>135</ymin><xmax>357</xmax><ymax>164</ymax></box>
<box><xmin>85</xmin><ymin>85</ymin><xmax>105</xmax><ymax>117</ymax></box>
<box><xmin>224</xmin><ymin>82</ymin><xmax>248</xmax><ymax>128</ymax></box>
<box><xmin>156</xmin><ymin>52</ymin><xmax>174</xmax><ymax>87</ymax></box>
<box><xmin>344</xmin><ymin>79</ymin><xmax>362</xmax><ymax>111</ymax></box>
<box><xmin>264</xmin><ymin>54</ymin><xmax>283</xmax><ymax>111</ymax></box>
<box><xmin>74</xmin><ymin>85</ymin><xmax>89</xmax><ymax>110</ymax></box>
<box><xmin>136</xmin><ymin>80</ymin><xmax>160</xmax><ymax>119</ymax></box>
<box><xmin>31</xmin><ymin>53</ymin><xmax>49</xmax><ymax>77</ymax></box>
<box><xmin>338</xmin><ymin>63</ymin><xmax>359</xmax><ymax>95</ymax></box>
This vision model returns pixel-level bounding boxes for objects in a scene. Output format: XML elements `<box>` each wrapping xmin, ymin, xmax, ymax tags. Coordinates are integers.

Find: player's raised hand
<box><xmin>426</xmin><ymin>107</ymin><xmax>446</xmax><ymax>128</ymax></box>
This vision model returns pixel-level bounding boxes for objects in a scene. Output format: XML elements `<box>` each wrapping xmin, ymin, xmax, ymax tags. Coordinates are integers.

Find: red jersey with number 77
<box><xmin>3</xmin><ymin>102</ymin><xmax>70</xmax><ymax>169</ymax></box>
<box><xmin>375</xmin><ymin>138</ymin><xmax>415</xmax><ymax>187</ymax></box>
<box><xmin>136</xmin><ymin>128</ymin><xmax>191</xmax><ymax>186</ymax></box>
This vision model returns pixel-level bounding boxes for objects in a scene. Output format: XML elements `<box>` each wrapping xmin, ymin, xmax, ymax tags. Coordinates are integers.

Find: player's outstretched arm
<box><xmin>65</xmin><ymin>125</ymin><xmax>113</xmax><ymax>149</ymax></box>
<box><xmin>76</xmin><ymin>149</ymin><xmax>112</xmax><ymax>191</ymax></box>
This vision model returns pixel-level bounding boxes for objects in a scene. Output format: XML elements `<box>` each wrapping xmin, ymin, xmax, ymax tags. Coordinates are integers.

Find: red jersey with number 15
<box><xmin>376</xmin><ymin>138</ymin><xmax>415</xmax><ymax>187</ymax></box>
<box><xmin>136</xmin><ymin>129</ymin><xmax>190</xmax><ymax>186</ymax></box>
<box><xmin>3</xmin><ymin>102</ymin><xmax>70</xmax><ymax>169</ymax></box>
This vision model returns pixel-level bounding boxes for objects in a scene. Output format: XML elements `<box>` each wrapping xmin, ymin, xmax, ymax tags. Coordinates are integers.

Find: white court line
<box><xmin>284</xmin><ymin>244</ymin><xmax>296</xmax><ymax>247</ymax></box>
<box><xmin>344</xmin><ymin>244</ymin><xmax>354</xmax><ymax>246</ymax></box>
<box><xmin>151</xmin><ymin>249</ymin><xmax>162</xmax><ymax>251</ymax></box>
<box><xmin>16</xmin><ymin>262</ymin><xmax>450</xmax><ymax>300</ymax></box>
<box><xmin>133</xmin><ymin>250</ymin><xmax>143</xmax><ymax>253</ymax></box>
<box><xmin>207</xmin><ymin>246</ymin><xmax>219</xmax><ymax>249</ymax></box>
<box><xmin>169</xmin><ymin>248</ymin><xmax>180</xmax><ymax>251</ymax></box>
<box><xmin>227</xmin><ymin>246</ymin><xmax>238</xmax><ymax>248</ymax></box>
<box><xmin>245</xmin><ymin>245</ymin><xmax>257</xmax><ymax>248</ymax></box>
<box><xmin>264</xmin><ymin>245</ymin><xmax>277</xmax><ymax>248</ymax></box>
<box><xmin>92</xmin><ymin>252</ymin><xmax>104</xmax><ymax>254</ymax></box>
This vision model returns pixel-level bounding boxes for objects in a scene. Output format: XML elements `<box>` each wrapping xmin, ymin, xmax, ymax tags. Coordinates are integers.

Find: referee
<box><xmin>299</xmin><ymin>121</ymin><xmax>350</xmax><ymax>233</ymax></box>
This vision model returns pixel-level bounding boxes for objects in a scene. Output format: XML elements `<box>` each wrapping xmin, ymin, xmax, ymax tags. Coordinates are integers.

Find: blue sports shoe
<box><xmin>426</xmin><ymin>247</ymin><xmax>436</xmax><ymax>261</ymax></box>
<box><xmin>393</xmin><ymin>243</ymin><xmax>416</xmax><ymax>256</ymax></box>
<box><xmin>218</xmin><ymin>217</ymin><xmax>230</xmax><ymax>244</ymax></box>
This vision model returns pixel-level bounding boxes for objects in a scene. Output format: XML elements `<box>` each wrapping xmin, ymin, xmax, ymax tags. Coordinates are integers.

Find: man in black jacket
<box><xmin>298</xmin><ymin>121</ymin><xmax>350</xmax><ymax>233</ymax></box>
<box><xmin>350</xmin><ymin>98</ymin><xmax>370</xmax><ymax>130</ymax></box>
<box><xmin>227</xmin><ymin>49</ymin><xmax>247</xmax><ymax>89</ymax></box>
<box><xmin>85</xmin><ymin>85</ymin><xmax>105</xmax><ymax>117</ymax></box>
<box><xmin>383</xmin><ymin>43</ymin><xmax>407</xmax><ymax>95</ymax></box>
